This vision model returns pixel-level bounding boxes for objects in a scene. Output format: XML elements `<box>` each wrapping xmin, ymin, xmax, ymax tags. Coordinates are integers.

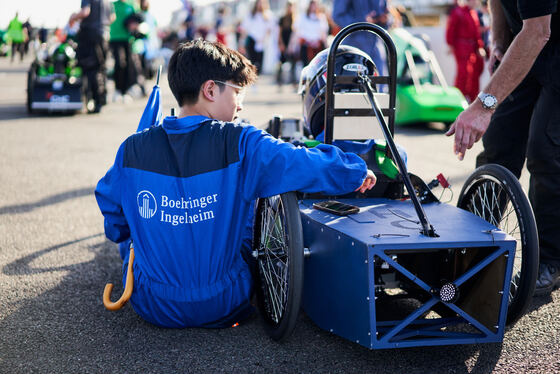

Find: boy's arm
<box><xmin>239</xmin><ymin>127</ymin><xmax>371</xmax><ymax>200</ymax></box>
<box><xmin>95</xmin><ymin>143</ymin><xmax>130</xmax><ymax>243</ymax></box>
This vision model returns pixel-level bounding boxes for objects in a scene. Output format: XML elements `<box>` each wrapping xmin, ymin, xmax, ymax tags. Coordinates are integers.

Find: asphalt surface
<box><xmin>0</xmin><ymin>56</ymin><xmax>558</xmax><ymax>374</ymax></box>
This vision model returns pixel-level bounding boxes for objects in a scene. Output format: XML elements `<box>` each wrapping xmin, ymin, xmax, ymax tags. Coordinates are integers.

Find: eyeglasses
<box><xmin>214</xmin><ymin>80</ymin><xmax>243</xmax><ymax>90</ymax></box>
<box><xmin>214</xmin><ymin>80</ymin><xmax>246</xmax><ymax>103</ymax></box>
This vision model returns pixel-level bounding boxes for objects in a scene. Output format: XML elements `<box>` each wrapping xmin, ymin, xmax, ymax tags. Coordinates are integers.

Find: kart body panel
<box><xmin>300</xmin><ymin>198</ymin><xmax>515</xmax><ymax>349</ymax></box>
<box><xmin>396</xmin><ymin>85</ymin><xmax>466</xmax><ymax>125</ymax></box>
<box><xmin>29</xmin><ymin>76</ymin><xmax>83</xmax><ymax>112</ymax></box>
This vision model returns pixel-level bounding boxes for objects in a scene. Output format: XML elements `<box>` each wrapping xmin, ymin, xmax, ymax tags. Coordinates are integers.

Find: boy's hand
<box><xmin>356</xmin><ymin>170</ymin><xmax>376</xmax><ymax>194</ymax></box>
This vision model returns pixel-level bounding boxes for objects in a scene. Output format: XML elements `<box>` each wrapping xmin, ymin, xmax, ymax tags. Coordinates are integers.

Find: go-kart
<box><xmin>0</xmin><ymin>30</ymin><xmax>9</xmax><ymax>57</ymax></box>
<box><xmin>27</xmin><ymin>41</ymin><xmax>83</xmax><ymax>114</ymax></box>
<box><xmin>255</xmin><ymin>23</ymin><xmax>538</xmax><ymax>349</ymax></box>
<box><xmin>390</xmin><ymin>27</ymin><xmax>467</xmax><ymax>127</ymax></box>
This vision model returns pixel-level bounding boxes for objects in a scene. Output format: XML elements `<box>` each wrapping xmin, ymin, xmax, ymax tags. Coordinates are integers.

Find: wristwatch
<box><xmin>477</xmin><ymin>92</ymin><xmax>498</xmax><ymax>110</ymax></box>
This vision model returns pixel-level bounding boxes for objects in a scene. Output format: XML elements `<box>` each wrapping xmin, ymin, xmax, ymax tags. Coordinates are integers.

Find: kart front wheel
<box><xmin>253</xmin><ymin>192</ymin><xmax>304</xmax><ymax>341</ymax></box>
<box><xmin>457</xmin><ymin>164</ymin><xmax>538</xmax><ymax>326</ymax></box>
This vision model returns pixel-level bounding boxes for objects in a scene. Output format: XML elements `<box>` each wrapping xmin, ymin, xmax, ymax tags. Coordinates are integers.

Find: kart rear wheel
<box><xmin>457</xmin><ymin>164</ymin><xmax>538</xmax><ymax>326</ymax></box>
<box><xmin>253</xmin><ymin>192</ymin><xmax>304</xmax><ymax>341</ymax></box>
<box><xmin>27</xmin><ymin>67</ymin><xmax>35</xmax><ymax>114</ymax></box>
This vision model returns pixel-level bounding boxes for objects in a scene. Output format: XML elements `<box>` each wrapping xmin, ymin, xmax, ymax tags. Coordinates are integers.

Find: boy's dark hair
<box><xmin>168</xmin><ymin>40</ymin><xmax>258</xmax><ymax>106</ymax></box>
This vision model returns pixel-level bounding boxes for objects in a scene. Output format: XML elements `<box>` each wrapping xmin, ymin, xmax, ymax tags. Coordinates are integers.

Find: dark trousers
<box><xmin>10</xmin><ymin>41</ymin><xmax>23</xmax><ymax>62</ymax></box>
<box><xmin>77</xmin><ymin>30</ymin><xmax>107</xmax><ymax>108</ymax></box>
<box><xmin>245</xmin><ymin>36</ymin><xmax>264</xmax><ymax>74</ymax></box>
<box><xmin>476</xmin><ymin>43</ymin><xmax>560</xmax><ymax>266</ymax></box>
<box><xmin>110</xmin><ymin>40</ymin><xmax>134</xmax><ymax>95</ymax></box>
<box><xmin>276</xmin><ymin>52</ymin><xmax>297</xmax><ymax>85</ymax></box>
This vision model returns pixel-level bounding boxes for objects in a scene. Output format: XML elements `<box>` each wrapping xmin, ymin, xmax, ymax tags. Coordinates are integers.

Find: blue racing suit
<box><xmin>95</xmin><ymin>115</ymin><xmax>367</xmax><ymax>328</ymax></box>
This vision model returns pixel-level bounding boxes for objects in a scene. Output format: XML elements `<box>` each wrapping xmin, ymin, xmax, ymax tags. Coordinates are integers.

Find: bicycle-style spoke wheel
<box><xmin>253</xmin><ymin>192</ymin><xmax>304</xmax><ymax>341</ymax></box>
<box><xmin>458</xmin><ymin>164</ymin><xmax>538</xmax><ymax>325</ymax></box>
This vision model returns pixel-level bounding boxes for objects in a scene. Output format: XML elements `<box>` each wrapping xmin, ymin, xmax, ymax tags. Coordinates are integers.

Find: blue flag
<box><xmin>137</xmin><ymin>84</ymin><xmax>162</xmax><ymax>132</ymax></box>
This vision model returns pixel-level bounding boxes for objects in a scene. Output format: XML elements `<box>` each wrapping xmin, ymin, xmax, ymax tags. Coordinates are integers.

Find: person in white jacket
<box><xmin>239</xmin><ymin>0</ymin><xmax>275</xmax><ymax>74</ymax></box>
<box><xmin>294</xmin><ymin>0</ymin><xmax>329</xmax><ymax>66</ymax></box>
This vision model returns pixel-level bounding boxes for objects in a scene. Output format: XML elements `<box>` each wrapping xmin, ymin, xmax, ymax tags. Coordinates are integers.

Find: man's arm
<box><xmin>487</xmin><ymin>0</ymin><xmax>512</xmax><ymax>73</ymax></box>
<box><xmin>446</xmin><ymin>5</ymin><xmax>551</xmax><ymax>160</ymax></box>
<box><xmin>485</xmin><ymin>15</ymin><xmax>550</xmax><ymax>103</ymax></box>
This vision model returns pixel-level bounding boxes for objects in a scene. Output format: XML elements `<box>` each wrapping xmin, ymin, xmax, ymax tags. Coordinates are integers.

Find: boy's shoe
<box><xmin>534</xmin><ymin>262</ymin><xmax>560</xmax><ymax>296</ymax></box>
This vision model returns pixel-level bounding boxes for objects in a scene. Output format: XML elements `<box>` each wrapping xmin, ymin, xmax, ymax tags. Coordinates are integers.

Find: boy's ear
<box><xmin>201</xmin><ymin>80</ymin><xmax>218</xmax><ymax>102</ymax></box>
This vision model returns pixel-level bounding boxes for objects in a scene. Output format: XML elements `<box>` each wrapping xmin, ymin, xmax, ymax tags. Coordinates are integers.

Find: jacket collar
<box><xmin>162</xmin><ymin>115</ymin><xmax>212</xmax><ymax>133</ymax></box>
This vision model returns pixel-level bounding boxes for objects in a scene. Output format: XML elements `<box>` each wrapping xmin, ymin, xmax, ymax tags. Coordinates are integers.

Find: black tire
<box><xmin>253</xmin><ymin>192</ymin><xmax>304</xmax><ymax>341</ymax></box>
<box><xmin>457</xmin><ymin>164</ymin><xmax>538</xmax><ymax>326</ymax></box>
<box><xmin>27</xmin><ymin>67</ymin><xmax>35</xmax><ymax>114</ymax></box>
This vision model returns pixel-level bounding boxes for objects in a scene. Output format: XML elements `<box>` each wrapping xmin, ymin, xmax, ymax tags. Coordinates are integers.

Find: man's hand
<box><xmin>445</xmin><ymin>103</ymin><xmax>493</xmax><ymax>160</ymax></box>
<box><xmin>356</xmin><ymin>169</ymin><xmax>376</xmax><ymax>193</ymax></box>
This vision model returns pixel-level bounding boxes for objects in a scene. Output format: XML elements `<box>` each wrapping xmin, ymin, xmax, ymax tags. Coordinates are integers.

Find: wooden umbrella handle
<box><xmin>103</xmin><ymin>247</ymin><xmax>135</xmax><ymax>311</ymax></box>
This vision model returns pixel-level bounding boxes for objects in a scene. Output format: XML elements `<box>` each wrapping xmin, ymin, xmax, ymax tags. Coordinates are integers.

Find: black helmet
<box><xmin>298</xmin><ymin>45</ymin><xmax>377</xmax><ymax>138</ymax></box>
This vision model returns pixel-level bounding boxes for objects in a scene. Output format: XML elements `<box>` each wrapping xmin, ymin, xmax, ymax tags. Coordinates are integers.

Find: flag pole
<box><xmin>156</xmin><ymin>65</ymin><xmax>162</xmax><ymax>86</ymax></box>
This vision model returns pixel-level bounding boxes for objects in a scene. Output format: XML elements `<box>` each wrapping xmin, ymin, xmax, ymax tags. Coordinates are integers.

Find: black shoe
<box><xmin>534</xmin><ymin>263</ymin><xmax>560</xmax><ymax>296</ymax></box>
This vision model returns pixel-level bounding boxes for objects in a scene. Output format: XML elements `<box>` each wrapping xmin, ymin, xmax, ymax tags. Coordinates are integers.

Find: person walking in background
<box><xmin>138</xmin><ymin>0</ymin><xmax>159</xmax><ymax>80</ymax></box>
<box><xmin>215</xmin><ymin>5</ymin><xmax>227</xmax><ymax>45</ymax></box>
<box><xmin>276</xmin><ymin>1</ymin><xmax>298</xmax><ymax>88</ymax></box>
<box><xmin>109</xmin><ymin>0</ymin><xmax>135</xmax><ymax>102</ymax></box>
<box><xmin>69</xmin><ymin>0</ymin><xmax>114</xmax><ymax>113</ymax></box>
<box><xmin>240</xmin><ymin>0</ymin><xmax>274</xmax><ymax>74</ymax></box>
<box><xmin>295</xmin><ymin>0</ymin><xmax>329</xmax><ymax>66</ymax></box>
<box><xmin>22</xmin><ymin>19</ymin><xmax>33</xmax><ymax>57</ymax></box>
<box><xmin>445</xmin><ymin>0</ymin><xmax>485</xmax><ymax>103</ymax></box>
<box><xmin>332</xmin><ymin>0</ymin><xmax>390</xmax><ymax>76</ymax></box>
<box><xmin>6</xmin><ymin>12</ymin><xmax>26</xmax><ymax>63</ymax></box>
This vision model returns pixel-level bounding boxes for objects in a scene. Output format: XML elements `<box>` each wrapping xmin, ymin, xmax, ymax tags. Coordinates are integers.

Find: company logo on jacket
<box><xmin>137</xmin><ymin>190</ymin><xmax>157</xmax><ymax>219</ymax></box>
<box><xmin>137</xmin><ymin>189</ymin><xmax>219</xmax><ymax>226</ymax></box>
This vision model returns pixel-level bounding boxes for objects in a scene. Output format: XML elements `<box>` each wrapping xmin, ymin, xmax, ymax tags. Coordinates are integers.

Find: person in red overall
<box><xmin>446</xmin><ymin>0</ymin><xmax>485</xmax><ymax>102</ymax></box>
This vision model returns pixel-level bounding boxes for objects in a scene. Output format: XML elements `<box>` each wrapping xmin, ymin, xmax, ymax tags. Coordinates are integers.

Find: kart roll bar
<box><xmin>324</xmin><ymin>22</ymin><xmax>437</xmax><ymax>237</ymax></box>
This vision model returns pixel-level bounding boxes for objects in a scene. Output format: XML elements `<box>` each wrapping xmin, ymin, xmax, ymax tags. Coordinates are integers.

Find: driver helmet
<box><xmin>298</xmin><ymin>45</ymin><xmax>378</xmax><ymax>138</ymax></box>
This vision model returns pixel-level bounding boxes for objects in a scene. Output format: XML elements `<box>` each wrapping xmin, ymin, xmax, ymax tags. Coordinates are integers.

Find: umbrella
<box><xmin>103</xmin><ymin>246</ymin><xmax>135</xmax><ymax>310</ymax></box>
<box><xmin>137</xmin><ymin>65</ymin><xmax>163</xmax><ymax>132</ymax></box>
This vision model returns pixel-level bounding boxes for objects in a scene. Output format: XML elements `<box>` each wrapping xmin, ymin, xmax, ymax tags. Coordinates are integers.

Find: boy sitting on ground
<box><xmin>95</xmin><ymin>40</ymin><xmax>376</xmax><ymax>328</ymax></box>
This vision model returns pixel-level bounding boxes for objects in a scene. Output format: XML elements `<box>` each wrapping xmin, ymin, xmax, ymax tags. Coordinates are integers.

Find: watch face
<box><xmin>483</xmin><ymin>96</ymin><xmax>496</xmax><ymax>107</ymax></box>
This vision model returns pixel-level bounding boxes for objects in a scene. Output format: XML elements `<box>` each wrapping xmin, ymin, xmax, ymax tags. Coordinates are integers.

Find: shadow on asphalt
<box><xmin>0</xmin><ymin>104</ymin><xmax>30</xmax><ymax>121</ymax></box>
<box><xmin>0</xmin><ymin>186</ymin><xmax>94</xmax><ymax>215</ymax></box>
<box><xmin>0</xmin><ymin>234</ymin><xmax>503</xmax><ymax>373</ymax></box>
<box><xmin>526</xmin><ymin>294</ymin><xmax>555</xmax><ymax>314</ymax></box>
<box><xmin>2</xmin><ymin>233</ymin><xmax>104</xmax><ymax>276</ymax></box>
<box><xmin>0</xmin><ymin>104</ymin><xmax>79</xmax><ymax>122</ymax></box>
<box><xmin>0</xmin><ymin>66</ymin><xmax>29</xmax><ymax>73</ymax></box>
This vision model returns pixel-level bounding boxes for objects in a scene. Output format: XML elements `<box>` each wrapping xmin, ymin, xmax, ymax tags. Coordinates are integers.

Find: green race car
<box><xmin>390</xmin><ymin>27</ymin><xmax>467</xmax><ymax>126</ymax></box>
